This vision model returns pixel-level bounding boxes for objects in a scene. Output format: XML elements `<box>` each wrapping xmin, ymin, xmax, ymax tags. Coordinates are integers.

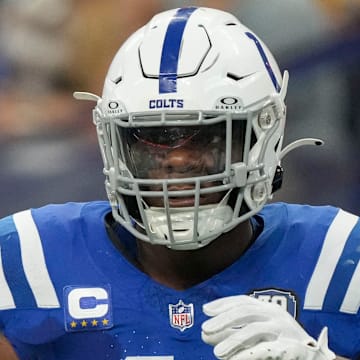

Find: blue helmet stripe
<box><xmin>245</xmin><ymin>32</ymin><xmax>281</xmax><ymax>92</ymax></box>
<box><xmin>159</xmin><ymin>7</ymin><xmax>197</xmax><ymax>94</ymax></box>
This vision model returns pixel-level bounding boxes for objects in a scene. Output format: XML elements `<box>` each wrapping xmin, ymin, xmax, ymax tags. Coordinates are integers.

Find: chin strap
<box><xmin>144</xmin><ymin>205</ymin><xmax>234</xmax><ymax>250</ymax></box>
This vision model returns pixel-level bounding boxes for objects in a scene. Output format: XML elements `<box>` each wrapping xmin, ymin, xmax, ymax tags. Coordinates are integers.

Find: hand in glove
<box><xmin>202</xmin><ymin>295</ymin><xmax>336</xmax><ymax>360</ymax></box>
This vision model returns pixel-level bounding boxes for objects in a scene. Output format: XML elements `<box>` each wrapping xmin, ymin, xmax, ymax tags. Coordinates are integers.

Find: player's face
<box><xmin>119</xmin><ymin>121</ymin><xmax>244</xmax><ymax>207</ymax></box>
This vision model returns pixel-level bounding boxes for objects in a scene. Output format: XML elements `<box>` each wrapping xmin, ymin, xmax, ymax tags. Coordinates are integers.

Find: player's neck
<box><xmin>135</xmin><ymin>220</ymin><xmax>254</xmax><ymax>290</ymax></box>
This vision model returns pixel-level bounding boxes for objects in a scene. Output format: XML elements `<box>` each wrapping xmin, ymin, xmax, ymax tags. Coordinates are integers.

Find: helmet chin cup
<box><xmin>144</xmin><ymin>205</ymin><xmax>234</xmax><ymax>250</ymax></box>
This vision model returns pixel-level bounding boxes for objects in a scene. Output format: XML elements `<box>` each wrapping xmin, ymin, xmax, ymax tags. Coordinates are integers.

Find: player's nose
<box><xmin>161</xmin><ymin>147</ymin><xmax>202</xmax><ymax>174</ymax></box>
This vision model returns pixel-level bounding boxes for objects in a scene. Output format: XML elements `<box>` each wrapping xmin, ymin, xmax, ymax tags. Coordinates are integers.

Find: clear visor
<box><xmin>117</xmin><ymin>120</ymin><xmax>244</xmax><ymax>180</ymax></box>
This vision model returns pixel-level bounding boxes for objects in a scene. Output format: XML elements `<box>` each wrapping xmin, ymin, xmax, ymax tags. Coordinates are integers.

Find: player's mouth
<box><xmin>168</xmin><ymin>197</ymin><xmax>199</xmax><ymax>207</ymax></box>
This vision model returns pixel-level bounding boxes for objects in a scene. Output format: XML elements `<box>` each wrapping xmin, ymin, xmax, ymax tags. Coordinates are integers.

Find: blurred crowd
<box><xmin>0</xmin><ymin>0</ymin><xmax>359</xmax><ymax>217</ymax></box>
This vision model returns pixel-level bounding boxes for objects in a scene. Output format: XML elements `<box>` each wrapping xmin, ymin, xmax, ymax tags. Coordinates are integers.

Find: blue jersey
<box><xmin>0</xmin><ymin>201</ymin><xmax>359</xmax><ymax>359</ymax></box>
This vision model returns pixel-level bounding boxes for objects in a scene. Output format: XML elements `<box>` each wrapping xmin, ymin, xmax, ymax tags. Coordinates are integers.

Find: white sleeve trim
<box><xmin>13</xmin><ymin>210</ymin><xmax>60</xmax><ymax>308</ymax></box>
<box><xmin>304</xmin><ymin>209</ymin><xmax>358</xmax><ymax>312</ymax></box>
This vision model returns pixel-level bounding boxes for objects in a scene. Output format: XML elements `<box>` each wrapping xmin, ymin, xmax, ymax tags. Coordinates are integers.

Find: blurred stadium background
<box><xmin>0</xmin><ymin>0</ymin><xmax>359</xmax><ymax>217</ymax></box>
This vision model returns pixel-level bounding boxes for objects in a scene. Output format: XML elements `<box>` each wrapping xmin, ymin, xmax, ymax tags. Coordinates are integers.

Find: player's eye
<box><xmin>130</xmin><ymin>124</ymin><xmax>226</xmax><ymax>149</ymax></box>
<box><xmin>131</xmin><ymin>127</ymin><xmax>202</xmax><ymax>149</ymax></box>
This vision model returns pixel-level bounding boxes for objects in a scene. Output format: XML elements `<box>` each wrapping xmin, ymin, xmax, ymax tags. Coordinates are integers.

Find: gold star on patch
<box><xmin>91</xmin><ymin>319</ymin><xmax>98</xmax><ymax>327</ymax></box>
<box><xmin>81</xmin><ymin>320</ymin><xmax>88</xmax><ymax>327</ymax></box>
<box><xmin>70</xmin><ymin>321</ymin><xmax>77</xmax><ymax>328</ymax></box>
<box><xmin>102</xmin><ymin>318</ymin><xmax>109</xmax><ymax>326</ymax></box>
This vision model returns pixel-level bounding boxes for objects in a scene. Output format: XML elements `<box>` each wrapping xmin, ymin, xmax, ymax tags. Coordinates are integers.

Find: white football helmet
<box><xmin>75</xmin><ymin>7</ymin><xmax>322</xmax><ymax>250</ymax></box>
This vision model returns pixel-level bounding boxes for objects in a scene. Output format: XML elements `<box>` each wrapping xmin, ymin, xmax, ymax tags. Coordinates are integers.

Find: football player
<box><xmin>0</xmin><ymin>6</ymin><xmax>358</xmax><ymax>360</ymax></box>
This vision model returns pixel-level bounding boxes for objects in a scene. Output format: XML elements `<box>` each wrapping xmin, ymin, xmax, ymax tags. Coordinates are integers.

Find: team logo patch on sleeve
<box><xmin>168</xmin><ymin>300</ymin><xmax>194</xmax><ymax>331</ymax></box>
<box><xmin>64</xmin><ymin>285</ymin><xmax>113</xmax><ymax>332</ymax></box>
<box><xmin>249</xmin><ymin>288</ymin><xmax>298</xmax><ymax>318</ymax></box>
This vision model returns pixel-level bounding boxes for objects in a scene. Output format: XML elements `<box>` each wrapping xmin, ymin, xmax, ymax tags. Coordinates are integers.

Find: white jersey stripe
<box><xmin>304</xmin><ymin>209</ymin><xmax>358</xmax><ymax>310</ymax></box>
<box><xmin>0</xmin><ymin>247</ymin><xmax>16</xmax><ymax>309</ymax></box>
<box><xmin>13</xmin><ymin>210</ymin><xmax>60</xmax><ymax>308</ymax></box>
<box><xmin>340</xmin><ymin>260</ymin><xmax>360</xmax><ymax>314</ymax></box>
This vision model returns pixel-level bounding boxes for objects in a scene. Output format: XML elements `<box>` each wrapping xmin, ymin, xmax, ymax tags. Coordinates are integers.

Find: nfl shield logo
<box><xmin>169</xmin><ymin>300</ymin><xmax>194</xmax><ymax>331</ymax></box>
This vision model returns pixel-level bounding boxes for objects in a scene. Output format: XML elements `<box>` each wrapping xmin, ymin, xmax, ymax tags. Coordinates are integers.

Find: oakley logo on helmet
<box><xmin>149</xmin><ymin>99</ymin><xmax>184</xmax><ymax>109</ymax></box>
<box><xmin>108</xmin><ymin>101</ymin><xmax>120</xmax><ymax>109</ymax></box>
<box><xmin>215</xmin><ymin>97</ymin><xmax>243</xmax><ymax>110</ymax></box>
<box><xmin>105</xmin><ymin>101</ymin><xmax>126</xmax><ymax>115</ymax></box>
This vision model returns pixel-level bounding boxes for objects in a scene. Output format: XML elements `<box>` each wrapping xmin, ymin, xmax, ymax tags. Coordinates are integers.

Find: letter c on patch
<box><xmin>67</xmin><ymin>287</ymin><xmax>109</xmax><ymax>319</ymax></box>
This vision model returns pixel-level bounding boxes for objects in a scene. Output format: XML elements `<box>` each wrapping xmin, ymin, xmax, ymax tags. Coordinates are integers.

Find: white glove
<box><xmin>201</xmin><ymin>295</ymin><xmax>336</xmax><ymax>360</ymax></box>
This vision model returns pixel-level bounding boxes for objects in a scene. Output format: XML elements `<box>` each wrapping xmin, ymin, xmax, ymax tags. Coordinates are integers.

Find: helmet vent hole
<box><xmin>113</xmin><ymin>76</ymin><xmax>122</xmax><ymax>85</ymax></box>
<box><xmin>250</xmin><ymin>130</ymin><xmax>257</xmax><ymax>147</ymax></box>
<box><xmin>226</xmin><ymin>22</ymin><xmax>237</xmax><ymax>26</ymax></box>
<box><xmin>227</xmin><ymin>72</ymin><xmax>243</xmax><ymax>81</ymax></box>
<box><xmin>274</xmin><ymin>138</ymin><xmax>281</xmax><ymax>152</ymax></box>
